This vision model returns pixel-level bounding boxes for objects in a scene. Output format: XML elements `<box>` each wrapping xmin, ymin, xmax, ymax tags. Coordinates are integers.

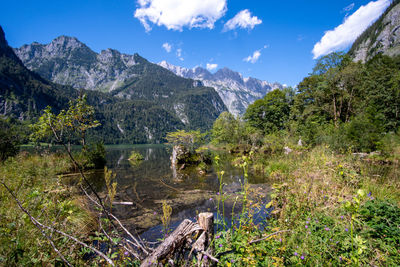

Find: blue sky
<box><xmin>0</xmin><ymin>0</ymin><xmax>391</xmax><ymax>87</ymax></box>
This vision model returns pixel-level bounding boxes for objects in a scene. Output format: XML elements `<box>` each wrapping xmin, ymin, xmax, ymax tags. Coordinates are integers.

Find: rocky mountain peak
<box><xmin>214</xmin><ymin>67</ymin><xmax>244</xmax><ymax>83</ymax></box>
<box><xmin>158</xmin><ymin>61</ymin><xmax>282</xmax><ymax>116</ymax></box>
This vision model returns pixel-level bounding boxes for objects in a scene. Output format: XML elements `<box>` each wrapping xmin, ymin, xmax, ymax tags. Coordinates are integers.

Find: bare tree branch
<box><xmin>1</xmin><ymin>181</ymin><xmax>115</xmax><ymax>266</ymax></box>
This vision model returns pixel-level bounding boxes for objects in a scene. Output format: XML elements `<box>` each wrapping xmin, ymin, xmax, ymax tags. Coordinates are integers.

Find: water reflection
<box><xmin>97</xmin><ymin>145</ymin><xmax>269</xmax><ymax>240</ymax></box>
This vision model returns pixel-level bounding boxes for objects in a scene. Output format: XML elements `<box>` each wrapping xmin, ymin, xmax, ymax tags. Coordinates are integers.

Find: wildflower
<box><xmin>324</xmin><ymin>227</ymin><xmax>330</xmax><ymax>231</ymax></box>
<box><xmin>279</xmin><ymin>238</ymin><xmax>282</xmax><ymax>243</ymax></box>
<box><xmin>305</xmin><ymin>225</ymin><xmax>308</xmax><ymax>229</ymax></box>
<box><xmin>345</xmin><ymin>228</ymin><xmax>348</xmax><ymax>232</ymax></box>
<box><xmin>217</xmin><ymin>192</ymin><xmax>220</xmax><ymax>195</ymax></box>
<box><xmin>124</xmin><ymin>251</ymin><xmax>129</xmax><ymax>256</ymax></box>
<box><xmin>219</xmin><ymin>244</ymin><xmax>223</xmax><ymax>247</ymax></box>
<box><xmin>368</xmin><ymin>192</ymin><xmax>372</xmax><ymax>197</ymax></box>
<box><xmin>231</xmin><ymin>259</ymin><xmax>235</xmax><ymax>263</ymax></box>
<box><xmin>340</xmin><ymin>215</ymin><xmax>344</xmax><ymax>220</ymax></box>
<box><xmin>209</xmin><ymin>198</ymin><xmax>213</xmax><ymax>201</ymax></box>
<box><xmin>339</xmin><ymin>256</ymin><xmax>343</xmax><ymax>261</ymax></box>
<box><xmin>306</xmin><ymin>221</ymin><xmax>309</xmax><ymax>224</ymax></box>
<box><xmin>153</xmin><ymin>211</ymin><xmax>157</xmax><ymax>215</ymax></box>
<box><xmin>203</xmin><ymin>255</ymin><xmax>208</xmax><ymax>260</ymax></box>
<box><xmin>308</xmin><ymin>231</ymin><xmax>311</xmax><ymax>234</ymax></box>
<box><xmin>301</xmin><ymin>255</ymin><xmax>305</xmax><ymax>260</ymax></box>
<box><xmin>294</xmin><ymin>252</ymin><xmax>298</xmax><ymax>256</ymax></box>
<box><xmin>215</xmin><ymin>235</ymin><xmax>220</xmax><ymax>239</ymax></box>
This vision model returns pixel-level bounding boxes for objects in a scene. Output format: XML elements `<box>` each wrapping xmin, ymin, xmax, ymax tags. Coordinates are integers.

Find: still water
<box><xmin>90</xmin><ymin>144</ymin><xmax>269</xmax><ymax>240</ymax></box>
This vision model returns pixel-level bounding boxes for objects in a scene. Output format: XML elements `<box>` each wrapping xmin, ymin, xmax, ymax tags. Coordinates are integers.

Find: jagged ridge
<box><xmin>158</xmin><ymin>61</ymin><xmax>282</xmax><ymax>116</ymax></box>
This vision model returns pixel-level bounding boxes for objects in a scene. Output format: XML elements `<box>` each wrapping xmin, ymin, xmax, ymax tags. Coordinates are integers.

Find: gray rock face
<box><xmin>351</xmin><ymin>2</ymin><xmax>400</xmax><ymax>62</ymax></box>
<box><xmin>158</xmin><ymin>61</ymin><xmax>282</xmax><ymax>116</ymax></box>
<box><xmin>14</xmin><ymin>36</ymin><xmax>138</xmax><ymax>91</ymax></box>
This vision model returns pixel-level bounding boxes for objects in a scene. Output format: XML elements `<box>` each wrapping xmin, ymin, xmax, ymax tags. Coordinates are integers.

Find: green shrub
<box><xmin>360</xmin><ymin>200</ymin><xmax>400</xmax><ymax>244</ymax></box>
<box><xmin>128</xmin><ymin>150</ymin><xmax>143</xmax><ymax>161</ymax></box>
<box><xmin>76</xmin><ymin>142</ymin><xmax>106</xmax><ymax>169</ymax></box>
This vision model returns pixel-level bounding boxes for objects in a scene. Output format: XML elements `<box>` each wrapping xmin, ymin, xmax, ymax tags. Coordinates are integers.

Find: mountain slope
<box><xmin>14</xmin><ymin>36</ymin><xmax>227</xmax><ymax>129</ymax></box>
<box><xmin>158</xmin><ymin>61</ymin><xmax>282</xmax><ymax>116</ymax></box>
<box><xmin>1</xmin><ymin>27</ymin><xmax>225</xmax><ymax>143</ymax></box>
<box><xmin>349</xmin><ymin>0</ymin><xmax>400</xmax><ymax>62</ymax></box>
<box><xmin>0</xmin><ymin>28</ymin><xmax>78</xmax><ymax>119</ymax></box>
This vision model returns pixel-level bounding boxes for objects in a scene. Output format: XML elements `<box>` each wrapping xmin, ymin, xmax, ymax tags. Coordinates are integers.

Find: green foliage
<box><xmin>360</xmin><ymin>200</ymin><xmax>400</xmax><ymax>244</ymax></box>
<box><xmin>76</xmin><ymin>142</ymin><xmax>107</xmax><ymax>169</ymax></box>
<box><xmin>0</xmin><ymin>154</ymin><xmax>94</xmax><ymax>266</ymax></box>
<box><xmin>128</xmin><ymin>150</ymin><xmax>143</xmax><ymax>162</ymax></box>
<box><xmin>166</xmin><ymin>129</ymin><xmax>206</xmax><ymax>152</ymax></box>
<box><xmin>244</xmin><ymin>89</ymin><xmax>291</xmax><ymax>134</ymax></box>
<box><xmin>0</xmin><ymin>118</ymin><xmax>21</xmax><ymax>161</ymax></box>
<box><xmin>290</xmin><ymin>52</ymin><xmax>400</xmax><ymax>152</ymax></box>
<box><xmin>211</xmin><ymin>112</ymin><xmax>243</xmax><ymax>145</ymax></box>
<box><xmin>1</xmin><ymin>32</ymin><xmax>226</xmax><ymax>145</ymax></box>
<box><xmin>30</xmin><ymin>95</ymin><xmax>100</xmax><ymax>146</ymax></box>
<box><xmin>213</xmin><ymin>147</ymin><xmax>400</xmax><ymax>266</ymax></box>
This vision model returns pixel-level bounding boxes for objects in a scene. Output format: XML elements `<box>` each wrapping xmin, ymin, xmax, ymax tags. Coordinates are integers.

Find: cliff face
<box><xmin>350</xmin><ymin>0</ymin><xmax>400</xmax><ymax>62</ymax></box>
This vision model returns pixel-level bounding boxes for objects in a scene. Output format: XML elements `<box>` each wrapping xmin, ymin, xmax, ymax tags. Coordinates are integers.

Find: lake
<box><xmin>95</xmin><ymin>144</ymin><xmax>270</xmax><ymax>241</ymax></box>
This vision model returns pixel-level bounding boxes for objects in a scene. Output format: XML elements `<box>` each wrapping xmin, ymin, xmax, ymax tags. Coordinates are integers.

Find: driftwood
<box><xmin>112</xmin><ymin>201</ymin><xmax>134</xmax><ymax>205</ymax></box>
<box><xmin>140</xmin><ymin>219</ymin><xmax>202</xmax><ymax>266</ymax></box>
<box><xmin>195</xmin><ymin>212</ymin><xmax>214</xmax><ymax>267</ymax></box>
<box><xmin>141</xmin><ymin>213</ymin><xmax>215</xmax><ymax>267</ymax></box>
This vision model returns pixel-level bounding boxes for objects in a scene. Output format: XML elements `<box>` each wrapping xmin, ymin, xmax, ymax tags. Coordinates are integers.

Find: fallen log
<box><xmin>140</xmin><ymin>219</ymin><xmax>202</xmax><ymax>267</ymax></box>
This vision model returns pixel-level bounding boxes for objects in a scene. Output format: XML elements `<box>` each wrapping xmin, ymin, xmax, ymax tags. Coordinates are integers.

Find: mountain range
<box><xmin>158</xmin><ymin>61</ymin><xmax>283</xmax><ymax>116</ymax></box>
<box><xmin>1</xmin><ymin>26</ymin><xmax>226</xmax><ymax>144</ymax></box>
<box><xmin>14</xmin><ymin>36</ymin><xmax>282</xmax><ymax>117</ymax></box>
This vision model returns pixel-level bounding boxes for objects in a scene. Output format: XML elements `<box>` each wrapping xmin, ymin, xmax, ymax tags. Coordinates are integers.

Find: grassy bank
<box><xmin>213</xmin><ymin>146</ymin><xmax>400</xmax><ymax>266</ymax></box>
<box><xmin>0</xmin><ymin>153</ymin><xmax>96</xmax><ymax>266</ymax></box>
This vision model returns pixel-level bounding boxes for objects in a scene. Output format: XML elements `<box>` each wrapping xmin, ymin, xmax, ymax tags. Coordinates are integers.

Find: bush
<box><xmin>128</xmin><ymin>150</ymin><xmax>143</xmax><ymax>161</ymax></box>
<box><xmin>76</xmin><ymin>143</ymin><xmax>106</xmax><ymax>169</ymax></box>
<box><xmin>0</xmin><ymin>118</ymin><xmax>21</xmax><ymax>161</ymax></box>
<box><xmin>360</xmin><ymin>200</ymin><xmax>400</xmax><ymax>244</ymax></box>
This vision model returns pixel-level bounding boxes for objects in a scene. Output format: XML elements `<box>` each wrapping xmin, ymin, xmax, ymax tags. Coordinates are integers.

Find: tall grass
<box><xmin>213</xmin><ymin>146</ymin><xmax>400</xmax><ymax>266</ymax></box>
<box><xmin>0</xmin><ymin>153</ymin><xmax>95</xmax><ymax>266</ymax></box>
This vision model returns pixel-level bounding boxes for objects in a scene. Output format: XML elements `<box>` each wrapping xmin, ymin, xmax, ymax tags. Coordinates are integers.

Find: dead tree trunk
<box><xmin>140</xmin><ymin>219</ymin><xmax>202</xmax><ymax>267</ymax></box>
<box><xmin>140</xmin><ymin>213</ymin><xmax>215</xmax><ymax>267</ymax></box>
<box><xmin>196</xmin><ymin>212</ymin><xmax>214</xmax><ymax>266</ymax></box>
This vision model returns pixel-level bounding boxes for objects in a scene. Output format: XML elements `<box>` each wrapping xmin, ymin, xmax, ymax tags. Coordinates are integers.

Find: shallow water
<box><xmin>99</xmin><ymin>145</ymin><xmax>269</xmax><ymax>241</ymax></box>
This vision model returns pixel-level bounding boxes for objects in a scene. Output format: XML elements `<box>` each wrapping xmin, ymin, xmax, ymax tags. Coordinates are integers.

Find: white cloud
<box><xmin>162</xmin><ymin>42</ymin><xmax>172</xmax><ymax>53</ymax></box>
<box><xmin>134</xmin><ymin>0</ymin><xmax>227</xmax><ymax>32</ymax></box>
<box><xmin>176</xmin><ymin>48</ymin><xmax>184</xmax><ymax>61</ymax></box>
<box><xmin>312</xmin><ymin>0</ymin><xmax>390</xmax><ymax>59</ymax></box>
<box><xmin>243</xmin><ymin>45</ymin><xmax>268</xmax><ymax>64</ymax></box>
<box><xmin>206</xmin><ymin>63</ymin><xmax>218</xmax><ymax>71</ymax></box>
<box><xmin>223</xmin><ymin>9</ymin><xmax>262</xmax><ymax>31</ymax></box>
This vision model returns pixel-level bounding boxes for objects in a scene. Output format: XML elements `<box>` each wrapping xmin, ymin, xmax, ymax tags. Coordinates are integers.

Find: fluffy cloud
<box><xmin>134</xmin><ymin>0</ymin><xmax>227</xmax><ymax>31</ymax></box>
<box><xmin>206</xmin><ymin>63</ymin><xmax>218</xmax><ymax>71</ymax></box>
<box><xmin>223</xmin><ymin>9</ymin><xmax>262</xmax><ymax>31</ymax></box>
<box><xmin>162</xmin><ymin>42</ymin><xmax>172</xmax><ymax>53</ymax></box>
<box><xmin>243</xmin><ymin>45</ymin><xmax>268</xmax><ymax>64</ymax></box>
<box><xmin>312</xmin><ymin>0</ymin><xmax>390</xmax><ymax>59</ymax></box>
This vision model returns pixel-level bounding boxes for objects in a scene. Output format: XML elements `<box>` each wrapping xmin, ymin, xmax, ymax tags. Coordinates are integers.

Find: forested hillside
<box><xmin>0</xmin><ymin>26</ymin><xmax>226</xmax><ymax>144</ymax></box>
